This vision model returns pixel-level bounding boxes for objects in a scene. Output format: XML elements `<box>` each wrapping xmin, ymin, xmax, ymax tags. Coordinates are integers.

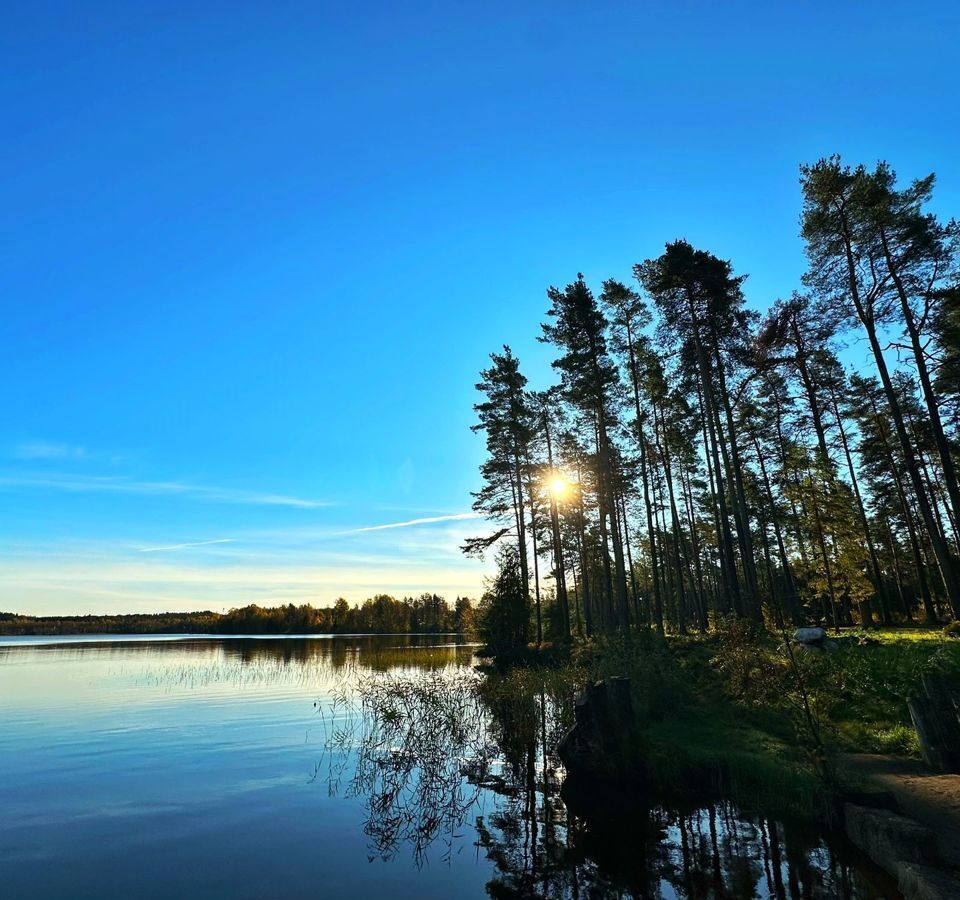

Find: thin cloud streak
<box><xmin>138</xmin><ymin>538</ymin><xmax>236</xmax><ymax>553</ymax></box>
<box><xmin>348</xmin><ymin>512</ymin><xmax>481</xmax><ymax>533</ymax></box>
<box><xmin>0</xmin><ymin>473</ymin><xmax>330</xmax><ymax>509</ymax></box>
<box><xmin>13</xmin><ymin>441</ymin><xmax>86</xmax><ymax>460</ymax></box>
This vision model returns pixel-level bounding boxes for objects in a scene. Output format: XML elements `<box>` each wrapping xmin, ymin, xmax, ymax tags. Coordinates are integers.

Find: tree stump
<box><xmin>557</xmin><ymin>677</ymin><xmax>645</xmax><ymax>784</ymax></box>
<box><xmin>908</xmin><ymin>675</ymin><xmax>960</xmax><ymax>774</ymax></box>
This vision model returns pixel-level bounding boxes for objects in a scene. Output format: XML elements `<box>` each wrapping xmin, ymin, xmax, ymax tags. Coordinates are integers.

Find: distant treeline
<box><xmin>0</xmin><ymin>594</ymin><xmax>475</xmax><ymax>636</ymax></box>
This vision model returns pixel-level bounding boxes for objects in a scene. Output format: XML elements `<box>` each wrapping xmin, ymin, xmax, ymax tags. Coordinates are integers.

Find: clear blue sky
<box><xmin>2</xmin><ymin>1</ymin><xmax>958</xmax><ymax>614</ymax></box>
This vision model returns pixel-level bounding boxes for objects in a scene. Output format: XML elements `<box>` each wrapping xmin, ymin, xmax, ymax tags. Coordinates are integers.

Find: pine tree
<box><xmin>541</xmin><ymin>275</ymin><xmax>630</xmax><ymax>631</ymax></box>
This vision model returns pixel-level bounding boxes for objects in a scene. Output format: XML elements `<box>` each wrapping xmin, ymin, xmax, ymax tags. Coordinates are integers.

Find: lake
<box><xmin>0</xmin><ymin>634</ymin><xmax>898</xmax><ymax>898</ymax></box>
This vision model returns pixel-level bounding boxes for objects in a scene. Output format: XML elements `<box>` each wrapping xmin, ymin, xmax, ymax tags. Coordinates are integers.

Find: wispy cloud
<box><xmin>13</xmin><ymin>441</ymin><xmax>87</xmax><ymax>460</ymax></box>
<box><xmin>348</xmin><ymin>512</ymin><xmax>481</xmax><ymax>533</ymax></box>
<box><xmin>0</xmin><ymin>473</ymin><xmax>330</xmax><ymax>509</ymax></box>
<box><xmin>138</xmin><ymin>538</ymin><xmax>236</xmax><ymax>553</ymax></box>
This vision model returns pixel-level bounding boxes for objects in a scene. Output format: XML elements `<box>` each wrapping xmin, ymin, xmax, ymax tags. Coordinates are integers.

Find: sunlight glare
<box><xmin>546</xmin><ymin>474</ymin><xmax>572</xmax><ymax>501</ymax></box>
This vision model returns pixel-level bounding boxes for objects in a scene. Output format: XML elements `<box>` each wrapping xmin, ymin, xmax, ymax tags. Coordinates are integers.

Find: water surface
<box><xmin>0</xmin><ymin>635</ymin><xmax>897</xmax><ymax>898</ymax></box>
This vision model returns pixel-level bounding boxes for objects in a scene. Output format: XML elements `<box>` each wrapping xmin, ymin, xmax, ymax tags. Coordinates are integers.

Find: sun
<box><xmin>546</xmin><ymin>473</ymin><xmax>572</xmax><ymax>501</ymax></box>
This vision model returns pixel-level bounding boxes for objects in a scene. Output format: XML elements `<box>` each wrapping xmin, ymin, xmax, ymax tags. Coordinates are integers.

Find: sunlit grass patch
<box><xmin>855</xmin><ymin>626</ymin><xmax>953</xmax><ymax>644</ymax></box>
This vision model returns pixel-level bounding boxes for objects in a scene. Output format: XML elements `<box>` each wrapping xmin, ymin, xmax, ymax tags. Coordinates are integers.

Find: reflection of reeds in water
<box><xmin>317</xmin><ymin>665</ymin><xmax>579</xmax><ymax>868</ymax></box>
<box><xmin>318</xmin><ymin>668</ymin><xmax>497</xmax><ymax>865</ymax></box>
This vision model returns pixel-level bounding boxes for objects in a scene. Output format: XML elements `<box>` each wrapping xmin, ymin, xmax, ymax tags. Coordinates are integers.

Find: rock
<box><xmin>842</xmin><ymin>787</ymin><xmax>900</xmax><ymax>813</ymax></box>
<box><xmin>844</xmin><ymin>804</ymin><xmax>940</xmax><ymax>876</ymax></box>
<box><xmin>793</xmin><ymin>626</ymin><xmax>827</xmax><ymax>644</ymax></box>
<box><xmin>796</xmin><ymin>637</ymin><xmax>839</xmax><ymax>653</ymax></box>
<box><xmin>897</xmin><ymin>862</ymin><xmax>960</xmax><ymax>900</ymax></box>
<box><xmin>557</xmin><ymin>677</ymin><xmax>645</xmax><ymax>784</ymax></box>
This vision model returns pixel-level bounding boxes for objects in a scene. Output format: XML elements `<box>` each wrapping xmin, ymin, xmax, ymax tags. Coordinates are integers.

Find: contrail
<box><xmin>138</xmin><ymin>538</ymin><xmax>236</xmax><ymax>553</ymax></box>
<box><xmin>349</xmin><ymin>512</ymin><xmax>480</xmax><ymax>533</ymax></box>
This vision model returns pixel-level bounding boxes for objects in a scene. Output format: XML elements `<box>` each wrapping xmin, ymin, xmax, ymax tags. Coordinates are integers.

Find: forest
<box><xmin>0</xmin><ymin>593</ymin><xmax>474</xmax><ymax>636</ymax></box>
<box><xmin>466</xmin><ymin>156</ymin><xmax>960</xmax><ymax>651</ymax></box>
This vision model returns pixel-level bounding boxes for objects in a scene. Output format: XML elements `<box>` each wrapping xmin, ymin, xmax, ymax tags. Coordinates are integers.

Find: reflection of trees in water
<box><xmin>323</xmin><ymin>669</ymin><xmax>898</xmax><ymax>899</ymax></box>
<box><xmin>126</xmin><ymin>636</ymin><xmax>475</xmax><ymax>691</ymax></box>
<box><xmin>221</xmin><ymin>635</ymin><xmax>476</xmax><ymax>670</ymax></box>
<box><xmin>476</xmin><ymin>773</ymin><xmax>894</xmax><ymax>899</ymax></box>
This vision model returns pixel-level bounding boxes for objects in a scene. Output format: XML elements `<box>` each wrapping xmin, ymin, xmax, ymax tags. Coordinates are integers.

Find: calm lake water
<box><xmin>0</xmin><ymin>634</ymin><xmax>898</xmax><ymax>899</ymax></box>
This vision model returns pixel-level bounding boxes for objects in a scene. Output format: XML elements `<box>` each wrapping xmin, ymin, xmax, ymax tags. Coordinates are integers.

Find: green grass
<box><xmin>683</xmin><ymin>623</ymin><xmax>960</xmax><ymax>758</ymax></box>
<box><xmin>814</xmin><ymin>633</ymin><xmax>959</xmax><ymax>755</ymax></box>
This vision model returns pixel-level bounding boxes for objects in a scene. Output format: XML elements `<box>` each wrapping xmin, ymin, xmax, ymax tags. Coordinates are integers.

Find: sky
<box><xmin>2</xmin><ymin>1</ymin><xmax>958</xmax><ymax>615</ymax></box>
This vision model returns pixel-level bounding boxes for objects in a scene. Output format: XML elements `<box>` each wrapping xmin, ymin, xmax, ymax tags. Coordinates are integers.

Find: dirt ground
<box><xmin>839</xmin><ymin>753</ymin><xmax>960</xmax><ymax>868</ymax></box>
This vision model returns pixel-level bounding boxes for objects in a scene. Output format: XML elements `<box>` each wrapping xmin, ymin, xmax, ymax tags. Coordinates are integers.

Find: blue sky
<box><xmin>2</xmin><ymin>1</ymin><xmax>958</xmax><ymax>614</ymax></box>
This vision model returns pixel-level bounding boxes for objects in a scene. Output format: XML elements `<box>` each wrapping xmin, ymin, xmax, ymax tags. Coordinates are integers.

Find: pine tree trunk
<box><xmin>510</xmin><ymin>472</ymin><xmax>531</xmax><ymax>643</ymax></box>
<box><xmin>883</xmin><ymin>522</ymin><xmax>912</xmax><ymax>621</ymax></box>
<box><xmin>711</xmin><ymin>338</ymin><xmax>762</xmax><ymax>619</ymax></box>
<box><xmin>542</xmin><ymin>421</ymin><xmax>570</xmax><ymax>639</ymax></box>
<box><xmin>653</xmin><ymin>401</ymin><xmax>689</xmax><ymax>633</ymax></box>
<box><xmin>871</xmin><ymin>401</ymin><xmax>939</xmax><ymax>622</ymax></box>
<box><xmin>696</xmin><ymin>374</ymin><xmax>742</xmax><ymax>615</ymax></box>
<box><xmin>751</xmin><ymin>430</ymin><xmax>801</xmax><ymax>624</ymax></box>
<box><xmin>829</xmin><ymin>389</ymin><xmax>882</xmax><ymax>625</ymax></box>
<box><xmin>624</xmin><ymin>321</ymin><xmax>662</xmax><ymax>630</ymax></box>
<box><xmin>619</xmin><ymin>492</ymin><xmax>641</xmax><ymax>626</ymax></box>
<box><xmin>808</xmin><ymin>476</ymin><xmax>841</xmax><ymax>632</ymax></box>
<box><xmin>598</xmin><ymin>420</ymin><xmax>631</xmax><ymax>631</ymax></box>
<box><xmin>679</xmin><ymin>458</ymin><xmax>709</xmax><ymax>631</ymax></box>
